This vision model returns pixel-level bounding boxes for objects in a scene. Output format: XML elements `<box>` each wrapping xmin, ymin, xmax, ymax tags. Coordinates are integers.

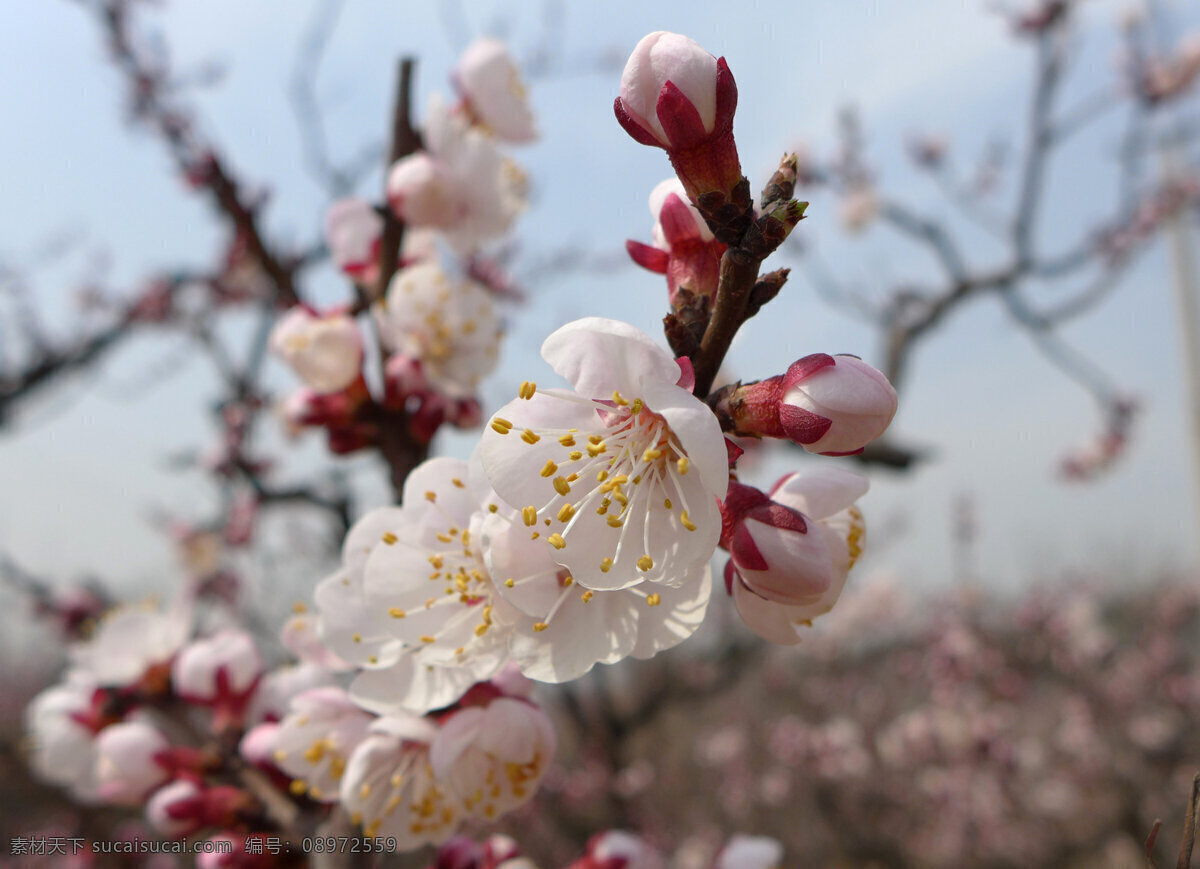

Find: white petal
<box><xmin>349</xmin><ymin>658</ymin><xmax>480</xmax><ymax>716</ymax></box>
<box><xmin>631</xmin><ymin>561</ymin><xmax>712</xmax><ymax>658</ymax></box>
<box><xmin>540</xmin><ymin>318</ymin><xmax>678</xmax><ymax>399</ymax></box>
<box><xmin>770</xmin><ymin>467</ymin><xmax>869</xmax><ymax>521</ymax></box>
<box><xmin>640</xmin><ymin>377</ymin><xmax>728</xmax><ymax>497</ymax></box>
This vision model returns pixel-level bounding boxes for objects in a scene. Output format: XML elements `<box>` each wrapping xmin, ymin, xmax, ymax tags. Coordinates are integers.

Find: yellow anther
<box><xmin>521</xmin><ymin>429</ymin><xmax>541</xmax><ymax>444</ymax></box>
<box><xmin>567</xmin><ymin>473</ymin><xmax>579</xmax><ymax>482</ymax></box>
<box><xmin>681</xmin><ymin>510</ymin><xmax>697</xmax><ymax>531</ymax></box>
<box><xmin>474</xmin><ymin>624</ymin><xmax>489</xmax><ymax>637</ymax></box>
<box><xmin>519</xmin><ymin>381</ymin><xmax>537</xmax><ymax>399</ymax></box>
<box><xmin>424</xmin><ymin>491</ymin><xmax>437</xmax><ymax>502</ymax></box>
<box><xmin>368</xmin><ymin>655</ymin><xmax>378</xmax><ymax>664</ymax></box>
<box><xmin>451</xmin><ymin>478</ymin><xmax>465</xmax><ymax>488</ymax></box>
<box><xmin>420</xmin><ymin>635</ymin><xmax>436</xmax><ymax>643</ymax></box>
<box><xmin>632</xmin><ymin>475</ymin><xmax>641</xmax><ymax>484</ymax></box>
<box><xmin>436</xmin><ymin>532</ymin><xmax>453</xmax><ymax>543</ymax></box>
<box><xmin>587</xmin><ymin>442</ymin><xmax>606</xmax><ymax>457</ymax></box>
<box><xmin>637</xmin><ymin>555</ymin><xmax>654</xmax><ymax>572</ymax></box>
<box><xmin>540</xmin><ymin>459</ymin><xmax>558</xmax><ymax>477</ymax></box>
<box><xmin>360</xmin><ymin>783</ymin><xmax>372</xmax><ymax>800</ymax></box>
<box><xmin>290</xmin><ymin>779</ymin><xmax>308</xmax><ymax>796</ymax></box>
<box><xmin>664</xmin><ymin>498</ymin><xmax>673</xmax><ymax>509</ymax></box>
<box><xmin>488</xmin><ymin>503</ymin><xmax>499</xmax><ymax>513</ymax></box>
<box><xmin>491</xmin><ymin>418</ymin><xmax>513</xmax><ymax>434</ymax></box>
<box><xmin>600</xmin><ymin>557</ymin><xmax>613</xmax><ymax>573</ymax></box>
<box><xmin>557</xmin><ymin>504</ymin><xmax>575</xmax><ymax>522</ymax></box>
<box><xmin>532</xmin><ymin>622</ymin><xmax>549</xmax><ymax>632</ymax></box>
<box><xmin>606</xmin><ymin>514</ymin><xmax>624</xmax><ymax>528</ymax></box>
<box><xmin>677</xmin><ymin>456</ymin><xmax>690</xmax><ymax>475</ymax></box>
<box><xmin>352</xmin><ymin>633</ymin><xmax>362</xmax><ymax>643</ymax></box>
<box><xmin>553</xmin><ymin>476</ymin><xmax>571</xmax><ymax>496</ymax></box>
<box><xmin>381</xmin><ymin>531</ymin><xmax>398</xmax><ymax>545</ymax></box>
<box><xmin>291</xmin><ymin>601</ymin><xmax>307</xmax><ymax>614</ymax></box>
<box><xmin>273</xmin><ymin>749</ymin><xmax>288</xmax><ymax>762</ymax></box>
<box><xmin>428</xmin><ymin>554</ymin><xmax>443</xmax><ymax>568</ymax></box>
<box><xmin>642</xmin><ymin>448</ymin><xmax>662</xmax><ymax>461</ymax></box>
<box><xmin>530</xmin><ymin>531</ymin><xmax>540</xmax><ymax>540</ymax></box>
<box><xmin>544</xmin><ymin>518</ymin><xmax>551</xmax><ymax>526</ymax></box>
<box><xmin>646</xmin><ymin>593</ymin><xmax>662</xmax><ymax>607</ymax></box>
<box><xmin>505</xmin><ymin>578</ymin><xmax>515</xmax><ymax>588</ymax></box>
<box><xmin>522</xmin><ymin>506</ymin><xmax>538</xmax><ymax>526</ymax></box>
<box><xmin>562</xmin><ymin>575</ymin><xmax>574</xmax><ymax>586</ymax></box>
<box><xmin>548</xmin><ymin>533</ymin><xmax>566</xmax><ymax>550</ymax></box>
<box><xmin>389</xmin><ymin>608</ymin><xmax>407</xmax><ymax>619</ymax></box>
<box><xmin>558</xmin><ymin>434</ymin><xmax>576</xmax><ymax>447</ymax></box>
<box><xmin>588</xmin><ymin>434</ymin><xmax>603</xmax><ymax>445</ymax></box>
<box><xmin>482</xmin><ymin>605</ymin><xmax>492</xmax><ymax>625</ymax></box>
<box><xmin>631</xmin><ymin>398</ymin><xmax>644</xmax><ymax>414</ymax></box>
<box><xmin>569</xmin><ymin>450</ymin><xmax>583</xmax><ymax>461</ymax></box>
<box><xmin>581</xmin><ymin>590</ymin><xmax>594</xmax><ymax>603</ymax></box>
<box><xmin>612</xmin><ymin>390</ymin><xmax>629</xmax><ymax>406</ymax></box>
<box><xmin>597</xmin><ymin>470</ymin><xmax>609</xmax><ymax>482</ymax></box>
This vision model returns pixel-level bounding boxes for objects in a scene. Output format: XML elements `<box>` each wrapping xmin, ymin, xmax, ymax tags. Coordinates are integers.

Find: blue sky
<box><xmin>2</xmin><ymin>0</ymin><xmax>1199</xmax><ymax>603</ymax></box>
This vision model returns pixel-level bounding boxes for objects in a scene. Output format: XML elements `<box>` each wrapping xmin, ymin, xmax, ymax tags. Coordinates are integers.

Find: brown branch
<box><xmin>692</xmin><ymin>247</ymin><xmax>761</xmax><ymax>398</ymax></box>
<box><xmin>1179</xmin><ymin>773</ymin><xmax>1200</xmax><ymax>869</ymax></box>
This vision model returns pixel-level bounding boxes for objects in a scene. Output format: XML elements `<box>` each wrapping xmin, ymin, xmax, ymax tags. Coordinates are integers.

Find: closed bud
<box><xmin>729</xmin><ymin>468</ymin><xmax>868</xmax><ymax>645</ymax></box>
<box><xmin>727</xmin><ymin>354</ymin><xmax>896</xmax><ymax>456</ymax></box>
<box><xmin>626</xmin><ymin>178</ymin><xmax>726</xmax><ymax>304</ymax></box>
<box><xmin>455</xmin><ymin>38</ymin><xmax>537</xmax><ymax>143</ymax></box>
<box><xmin>614</xmin><ymin>31</ymin><xmax>742</xmax><ymax>204</ymax></box>
<box><xmin>720</xmin><ymin>481</ymin><xmax>832</xmax><ymax>606</ymax></box>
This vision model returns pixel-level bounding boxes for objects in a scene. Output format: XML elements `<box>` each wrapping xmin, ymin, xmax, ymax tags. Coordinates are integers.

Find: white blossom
<box><xmin>479</xmin><ymin>318</ymin><xmax>727</xmax><ymax>594</ymax></box>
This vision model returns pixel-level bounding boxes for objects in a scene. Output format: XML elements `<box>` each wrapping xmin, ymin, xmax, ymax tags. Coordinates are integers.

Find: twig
<box><xmin>1179</xmin><ymin>773</ymin><xmax>1200</xmax><ymax>869</ymax></box>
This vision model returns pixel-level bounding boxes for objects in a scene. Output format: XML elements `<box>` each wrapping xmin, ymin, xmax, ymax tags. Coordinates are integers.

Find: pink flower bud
<box><xmin>146</xmin><ymin>779</ymin><xmax>203</xmax><ymax>837</ymax></box>
<box><xmin>729</xmin><ymin>468</ymin><xmax>868</xmax><ymax>645</ymax></box>
<box><xmin>94</xmin><ymin>720</ymin><xmax>171</xmax><ymax>805</ymax></box>
<box><xmin>455</xmin><ymin>38</ymin><xmax>537</xmax><ymax>143</ymax></box>
<box><xmin>387</xmin><ymin>153</ymin><xmax>463</xmax><ymax>228</ymax></box>
<box><xmin>172</xmin><ymin>630</ymin><xmax>262</xmax><ymax>730</ymax></box>
<box><xmin>626</xmin><ymin>178</ymin><xmax>725</xmax><ymax>303</ymax></box>
<box><xmin>720</xmin><ymin>482</ymin><xmax>832</xmax><ymax>606</ymax></box>
<box><xmin>325</xmin><ymin>197</ymin><xmax>383</xmax><ymax>281</ymax></box>
<box><xmin>729</xmin><ymin>354</ymin><xmax>896</xmax><ymax>455</ymax></box>
<box><xmin>614</xmin><ymin>32</ymin><xmax>741</xmax><ymax>203</ymax></box>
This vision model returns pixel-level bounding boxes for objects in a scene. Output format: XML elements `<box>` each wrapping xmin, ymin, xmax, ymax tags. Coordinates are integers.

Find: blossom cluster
<box><xmin>272</xmin><ymin>37</ymin><xmax>536</xmax><ymax>454</ymax></box>
<box><xmin>21</xmin><ymin>26</ymin><xmax>902</xmax><ymax>864</ymax></box>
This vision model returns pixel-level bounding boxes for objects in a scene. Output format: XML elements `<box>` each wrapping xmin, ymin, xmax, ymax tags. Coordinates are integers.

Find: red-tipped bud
<box><xmin>720</xmin><ymin>481</ymin><xmax>831</xmax><ymax>606</ymax></box>
<box><xmin>728</xmin><ymin>354</ymin><xmax>896</xmax><ymax>455</ymax></box>
<box><xmin>627</xmin><ymin>179</ymin><xmax>727</xmax><ymax>303</ymax></box>
<box><xmin>615</xmin><ymin>32</ymin><xmax>742</xmax><ymax>203</ymax></box>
